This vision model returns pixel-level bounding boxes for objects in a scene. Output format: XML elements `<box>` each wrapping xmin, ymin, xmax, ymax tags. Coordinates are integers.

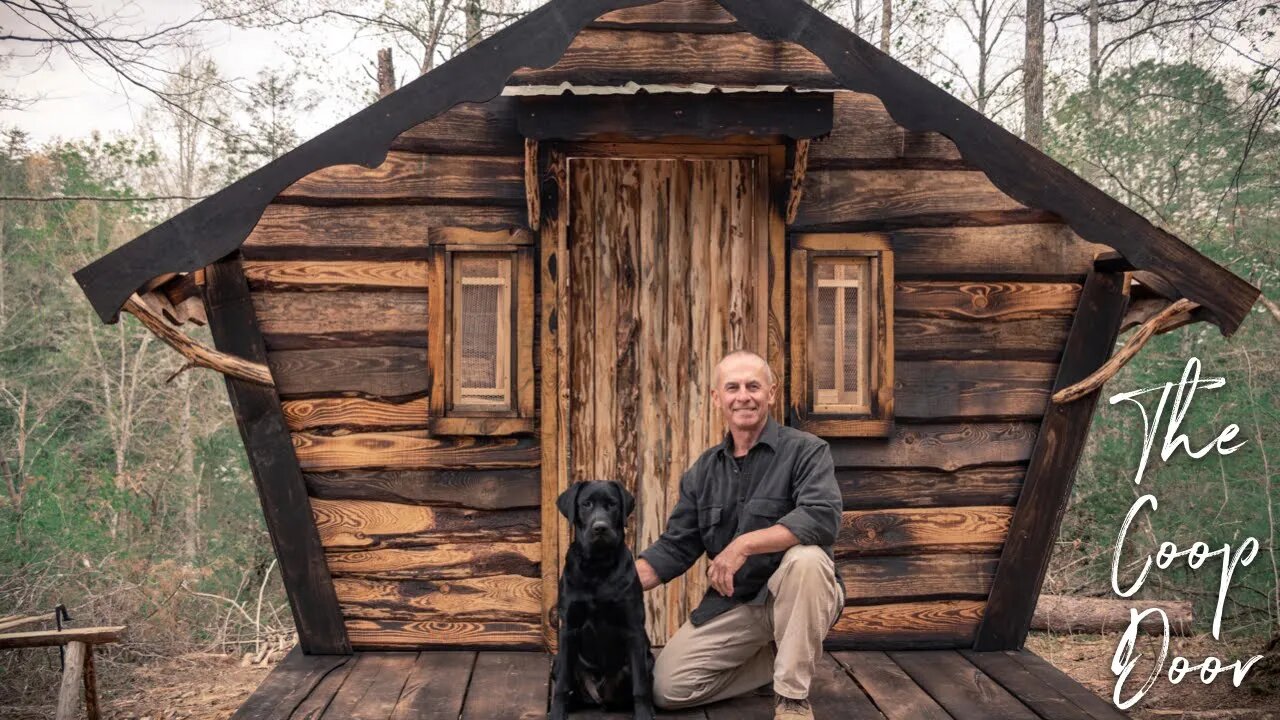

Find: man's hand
<box><xmin>707</xmin><ymin>537</ymin><xmax>750</xmax><ymax>597</ymax></box>
<box><xmin>635</xmin><ymin>558</ymin><xmax>662</xmax><ymax>591</ymax></box>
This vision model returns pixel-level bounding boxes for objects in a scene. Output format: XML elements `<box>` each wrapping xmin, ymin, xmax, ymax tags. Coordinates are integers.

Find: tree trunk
<box><xmin>1024</xmin><ymin>0</ymin><xmax>1044</xmax><ymax>148</ymax></box>
<box><xmin>377</xmin><ymin>48</ymin><xmax>396</xmax><ymax>98</ymax></box>
<box><xmin>466</xmin><ymin>0</ymin><xmax>483</xmax><ymax>48</ymax></box>
<box><xmin>180</xmin><ymin>370</ymin><xmax>198</xmax><ymax>563</ymax></box>
<box><xmin>1088</xmin><ymin>0</ymin><xmax>1100</xmax><ymax>116</ymax></box>
<box><xmin>1032</xmin><ymin>594</ymin><xmax>1194</xmax><ymax>636</ymax></box>
<box><xmin>880</xmin><ymin>0</ymin><xmax>892</xmax><ymax>52</ymax></box>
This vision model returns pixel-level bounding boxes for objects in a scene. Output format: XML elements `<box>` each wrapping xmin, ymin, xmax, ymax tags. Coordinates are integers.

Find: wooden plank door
<box><xmin>563</xmin><ymin>154</ymin><xmax>772</xmax><ymax>645</ymax></box>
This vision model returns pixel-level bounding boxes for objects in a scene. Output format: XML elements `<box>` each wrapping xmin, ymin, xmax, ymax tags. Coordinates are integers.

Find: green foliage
<box><xmin>1046</xmin><ymin>60</ymin><xmax>1280</xmax><ymax>638</ymax></box>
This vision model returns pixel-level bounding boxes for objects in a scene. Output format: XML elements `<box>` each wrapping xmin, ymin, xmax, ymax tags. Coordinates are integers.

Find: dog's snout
<box><xmin>591</xmin><ymin>520</ymin><xmax>610</xmax><ymax>535</ymax></box>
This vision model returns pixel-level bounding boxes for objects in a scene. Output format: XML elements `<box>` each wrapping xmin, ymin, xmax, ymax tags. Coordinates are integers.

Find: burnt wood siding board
<box><xmin>76</xmin><ymin>0</ymin><xmax>1256</xmax><ymax>334</ymax></box>
<box><xmin>202</xmin><ymin>258</ymin><xmax>351</xmax><ymax>655</ymax></box>
<box><xmin>516</xmin><ymin>92</ymin><xmax>835</xmax><ymax>142</ymax></box>
<box><xmin>974</xmin><ymin>270</ymin><xmax>1130</xmax><ymax>651</ymax></box>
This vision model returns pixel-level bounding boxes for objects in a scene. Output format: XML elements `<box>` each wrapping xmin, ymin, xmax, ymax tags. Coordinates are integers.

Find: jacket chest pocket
<box><xmin>743</xmin><ymin>498</ymin><xmax>791</xmax><ymax>532</ymax></box>
<box><xmin>699</xmin><ymin>505</ymin><xmax>724</xmax><ymax>552</ymax></box>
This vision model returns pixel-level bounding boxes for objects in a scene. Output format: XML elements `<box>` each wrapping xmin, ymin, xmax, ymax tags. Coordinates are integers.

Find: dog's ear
<box><xmin>612</xmin><ymin>481</ymin><xmax>635</xmax><ymax>520</ymax></box>
<box><xmin>556</xmin><ymin>481</ymin><xmax>585</xmax><ymax>526</ymax></box>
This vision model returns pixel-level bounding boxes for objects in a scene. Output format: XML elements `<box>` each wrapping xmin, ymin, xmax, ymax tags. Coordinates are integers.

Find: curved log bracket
<box><xmin>122</xmin><ymin>292</ymin><xmax>275</xmax><ymax>387</ymax></box>
<box><xmin>1052</xmin><ymin>297</ymin><xmax>1198</xmax><ymax>405</ymax></box>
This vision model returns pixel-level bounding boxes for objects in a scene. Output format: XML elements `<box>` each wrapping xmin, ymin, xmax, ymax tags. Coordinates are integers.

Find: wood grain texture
<box><xmin>305</xmin><ymin>468</ymin><xmax>539</xmax><ymax>509</ymax></box>
<box><xmin>229</xmin><ymin>647</ymin><xmax>351</xmax><ymax>720</ymax></box>
<box><xmin>389</xmin><ymin>652</ymin><xmax>477</xmax><ymax>720</ymax></box>
<box><xmin>976</xmin><ymin>270</ymin><xmax>1130</xmax><ymax>651</ymax></box>
<box><xmin>837</xmin><ymin>507</ymin><xmax>1011</xmax><ymax>557</ymax></box>
<box><xmin>894</xmin><ymin>360</ymin><xmax>1054</xmax><ymax>422</ymax></box>
<box><xmin>839</xmin><ymin>554</ymin><xmax>998</xmax><ymax>605</ymax></box>
<box><xmin>807</xmin><ymin>653</ymin><xmax>886</xmax><ymax>719</ymax></box>
<box><xmin>292</xmin><ymin>431</ymin><xmax>539</xmax><ymax>472</ymax></box>
<box><xmin>828</xmin><ymin>422</ymin><xmax>1038</xmax><ymax>470</ymax></box>
<box><xmin>244</xmin><ymin>261</ymin><xmax>429</xmax><ymax>291</ymax></box>
<box><xmin>828</xmin><ymin>601</ymin><xmax>986</xmax><ymax>649</ymax></box>
<box><xmin>889</xmin><ymin>651</ymin><xmax>1039</xmax><ymax>719</ymax></box>
<box><xmin>896</xmin><ymin>282</ymin><xmax>1080</xmax><ymax>320</ymax></box>
<box><xmin>890</xmin><ymin>225</ymin><xmax>1106</xmax><ymax>280</ymax></box>
<box><xmin>459</xmin><ymin>652</ymin><xmax>551</xmax><ymax>718</ymax></box>
<box><xmin>254</xmin><ymin>291</ymin><xmax>428</xmax><ymax>349</ymax></box>
<box><xmin>511</xmin><ymin>30</ymin><xmax>837</xmax><ymax>87</ymax></box>
<box><xmin>316</xmin><ymin>652</ymin><xmax>418</xmax><ymax>720</ymax></box>
<box><xmin>958</xmin><ymin>649</ymin><xmax>1114</xmax><ymax>720</ymax></box>
<box><xmin>326</xmin><ymin>543</ymin><xmax>540</xmax><ymax>580</ymax></box>
<box><xmin>795</xmin><ymin>170</ymin><xmax>1028</xmax><ymax>229</ymax></box>
<box><xmin>810</xmin><ymin>92</ymin><xmax>962</xmax><ymax>166</ymax></box>
<box><xmin>279</xmin><ymin>153</ymin><xmax>523</xmax><ymax>204</ymax></box>
<box><xmin>838</xmin><ymin>466</ymin><xmax>1025</xmax><ymax>509</ymax></box>
<box><xmin>282</xmin><ymin>397</ymin><xmax>430</xmax><ymax>431</ymax></box>
<box><xmin>392</xmin><ymin>97</ymin><xmax>522</xmax><ymax>155</ymax></box>
<box><xmin>243</xmin><ymin>205</ymin><xmax>527</xmax><ymax>260</ymax></box>
<box><xmin>313</xmin><ymin>498</ymin><xmax>540</xmax><ymax>548</ymax></box>
<box><xmin>333</xmin><ymin>575</ymin><xmax>541</xmax><ymax>623</ymax></box>
<box><xmin>290</xmin><ymin>658</ymin><xmax>356</xmax><ymax>720</ymax></box>
<box><xmin>1003</xmin><ymin>650</ymin><xmax>1131</xmax><ymax>720</ymax></box>
<box><xmin>830</xmin><ymin>651</ymin><xmax>951</xmax><ymax>720</ymax></box>
<box><xmin>268</xmin><ymin>347</ymin><xmax>428</xmax><ymax>398</ymax></box>
<box><xmin>346</xmin><ymin>619</ymin><xmax>543</xmax><ymax>650</ymax></box>
<box><xmin>894</xmin><ymin>316</ymin><xmax>1071</xmax><ymax>361</ymax></box>
<box><xmin>203</xmin><ymin>258</ymin><xmax>350</xmax><ymax>655</ymax></box>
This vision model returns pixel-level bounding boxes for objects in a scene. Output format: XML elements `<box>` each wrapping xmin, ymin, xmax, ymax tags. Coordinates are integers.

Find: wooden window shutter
<box><xmin>789</xmin><ymin>234</ymin><xmax>894</xmax><ymax>437</ymax></box>
<box><xmin>428</xmin><ymin>242</ymin><xmax>535</xmax><ymax>436</ymax></box>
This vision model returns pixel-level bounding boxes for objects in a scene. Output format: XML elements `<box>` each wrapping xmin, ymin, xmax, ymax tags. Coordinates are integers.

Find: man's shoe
<box><xmin>774</xmin><ymin>694</ymin><xmax>813</xmax><ymax>719</ymax></box>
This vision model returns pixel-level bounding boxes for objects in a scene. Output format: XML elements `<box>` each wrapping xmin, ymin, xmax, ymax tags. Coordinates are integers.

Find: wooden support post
<box><xmin>785</xmin><ymin>138</ymin><xmax>810</xmax><ymax>225</ymax></box>
<box><xmin>55</xmin><ymin>641</ymin><xmax>86</xmax><ymax>720</ymax></box>
<box><xmin>525</xmin><ymin>138</ymin><xmax>541</xmax><ymax>231</ymax></box>
<box><xmin>83</xmin><ymin>644</ymin><xmax>99</xmax><ymax>720</ymax></box>
<box><xmin>974</xmin><ymin>268</ymin><xmax>1129</xmax><ymax>650</ymax></box>
<box><xmin>203</xmin><ymin>256</ymin><xmax>351</xmax><ymax>655</ymax></box>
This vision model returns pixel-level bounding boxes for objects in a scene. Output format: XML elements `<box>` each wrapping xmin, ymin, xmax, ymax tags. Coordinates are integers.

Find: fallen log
<box><xmin>1031</xmin><ymin>594</ymin><xmax>1194</xmax><ymax>636</ymax></box>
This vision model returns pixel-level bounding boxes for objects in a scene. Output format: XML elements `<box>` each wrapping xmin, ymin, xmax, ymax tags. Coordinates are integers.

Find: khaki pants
<box><xmin>653</xmin><ymin>544</ymin><xmax>845</xmax><ymax>709</ymax></box>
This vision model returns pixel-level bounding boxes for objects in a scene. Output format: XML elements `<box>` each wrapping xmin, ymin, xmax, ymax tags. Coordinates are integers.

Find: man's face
<box><xmin>712</xmin><ymin>355</ymin><xmax>777</xmax><ymax>434</ymax></box>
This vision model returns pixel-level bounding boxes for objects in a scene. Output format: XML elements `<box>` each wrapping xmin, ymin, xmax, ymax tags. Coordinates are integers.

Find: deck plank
<box><xmin>232</xmin><ymin>648</ymin><xmax>352</xmax><ymax>720</ymax></box>
<box><xmin>889</xmin><ymin>650</ymin><xmax>1039</xmax><ymax>720</ymax></box>
<box><xmin>461</xmin><ymin>651</ymin><xmax>551</xmax><ymax>720</ymax></box>
<box><xmin>703</xmin><ymin>692</ymin><xmax>775</xmax><ymax>720</ymax></box>
<box><xmin>320</xmin><ymin>652</ymin><xmax>419</xmax><ymax>720</ymax></box>
<box><xmin>391</xmin><ymin>651</ymin><xmax>477</xmax><ymax>720</ymax></box>
<box><xmin>959</xmin><ymin>650</ymin><xmax>1106</xmax><ymax>720</ymax></box>
<box><xmin>832</xmin><ymin>651</ymin><xmax>951</xmax><ymax>720</ymax></box>
<box><xmin>812</xmin><ymin>653</ymin><xmax>886</xmax><ymax>718</ymax></box>
<box><xmin>291</xmin><ymin>658</ymin><xmax>357</xmax><ymax>720</ymax></box>
<box><xmin>1003</xmin><ymin>651</ymin><xmax>1129</xmax><ymax>720</ymax></box>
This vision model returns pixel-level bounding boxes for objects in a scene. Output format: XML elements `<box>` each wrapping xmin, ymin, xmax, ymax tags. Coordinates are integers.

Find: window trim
<box><xmin>428</xmin><ymin>243</ymin><xmax>536</xmax><ymax>436</ymax></box>
<box><xmin>789</xmin><ymin>233</ymin><xmax>894</xmax><ymax>437</ymax></box>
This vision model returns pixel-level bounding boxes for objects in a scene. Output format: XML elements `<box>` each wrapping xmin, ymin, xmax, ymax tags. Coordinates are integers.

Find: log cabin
<box><xmin>72</xmin><ymin>0</ymin><xmax>1261</xmax><ymax>717</ymax></box>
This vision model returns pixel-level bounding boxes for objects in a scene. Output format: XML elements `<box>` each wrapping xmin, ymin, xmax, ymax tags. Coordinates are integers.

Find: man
<box><xmin>635</xmin><ymin>350</ymin><xmax>845</xmax><ymax>720</ymax></box>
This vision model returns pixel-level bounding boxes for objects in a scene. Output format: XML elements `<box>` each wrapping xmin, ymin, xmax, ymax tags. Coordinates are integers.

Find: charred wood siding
<box><xmin>235</xmin><ymin>9</ymin><xmax>1106</xmax><ymax>648</ymax></box>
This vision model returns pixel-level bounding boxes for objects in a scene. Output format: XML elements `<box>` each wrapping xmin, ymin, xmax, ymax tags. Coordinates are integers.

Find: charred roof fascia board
<box><xmin>72</xmin><ymin>0</ymin><xmax>653</xmax><ymax>324</ymax></box>
<box><xmin>74</xmin><ymin>0</ymin><xmax>1260</xmax><ymax>335</ymax></box>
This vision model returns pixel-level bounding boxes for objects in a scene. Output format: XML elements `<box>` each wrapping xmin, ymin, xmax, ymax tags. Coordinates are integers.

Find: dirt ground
<box><xmin>1</xmin><ymin>633</ymin><xmax>1275</xmax><ymax>719</ymax></box>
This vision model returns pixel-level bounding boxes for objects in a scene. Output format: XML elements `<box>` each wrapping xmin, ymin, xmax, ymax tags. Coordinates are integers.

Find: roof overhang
<box><xmin>73</xmin><ymin>0</ymin><xmax>1260</xmax><ymax>335</ymax></box>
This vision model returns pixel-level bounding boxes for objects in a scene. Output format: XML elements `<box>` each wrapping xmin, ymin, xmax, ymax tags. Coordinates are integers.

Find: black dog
<box><xmin>549</xmin><ymin>480</ymin><xmax>656</xmax><ymax>720</ymax></box>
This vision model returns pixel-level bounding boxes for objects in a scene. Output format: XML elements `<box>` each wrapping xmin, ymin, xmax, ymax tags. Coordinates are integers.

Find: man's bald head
<box><xmin>714</xmin><ymin>350</ymin><xmax>775</xmax><ymax>388</ymax></box>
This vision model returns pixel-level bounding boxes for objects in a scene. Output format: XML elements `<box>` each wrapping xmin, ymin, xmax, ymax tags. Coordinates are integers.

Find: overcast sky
<box><xmin>0</xmin><ymin>0</ymin><xmax>370</xmax><ymax>145</ymax></box>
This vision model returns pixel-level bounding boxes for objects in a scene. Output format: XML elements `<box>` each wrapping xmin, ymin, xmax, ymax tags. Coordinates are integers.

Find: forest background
<box><xmin>0</xmin><ymin>0</ymin><xmax>1277</xmax><ymax>715</ymax></box>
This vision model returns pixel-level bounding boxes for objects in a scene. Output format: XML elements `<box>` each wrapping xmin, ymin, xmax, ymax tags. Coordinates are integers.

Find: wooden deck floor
<box><xmin>232</xmin><ymin>648</ymin><xmax>1128</xmax><ymax>720</ymax></box>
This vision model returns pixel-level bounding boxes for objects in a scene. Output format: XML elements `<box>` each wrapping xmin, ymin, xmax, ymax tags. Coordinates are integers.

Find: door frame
<box><xmin>537</xmin><ymin>139</ymin><xmax>790</xmax><ymax>649</ymax></box>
